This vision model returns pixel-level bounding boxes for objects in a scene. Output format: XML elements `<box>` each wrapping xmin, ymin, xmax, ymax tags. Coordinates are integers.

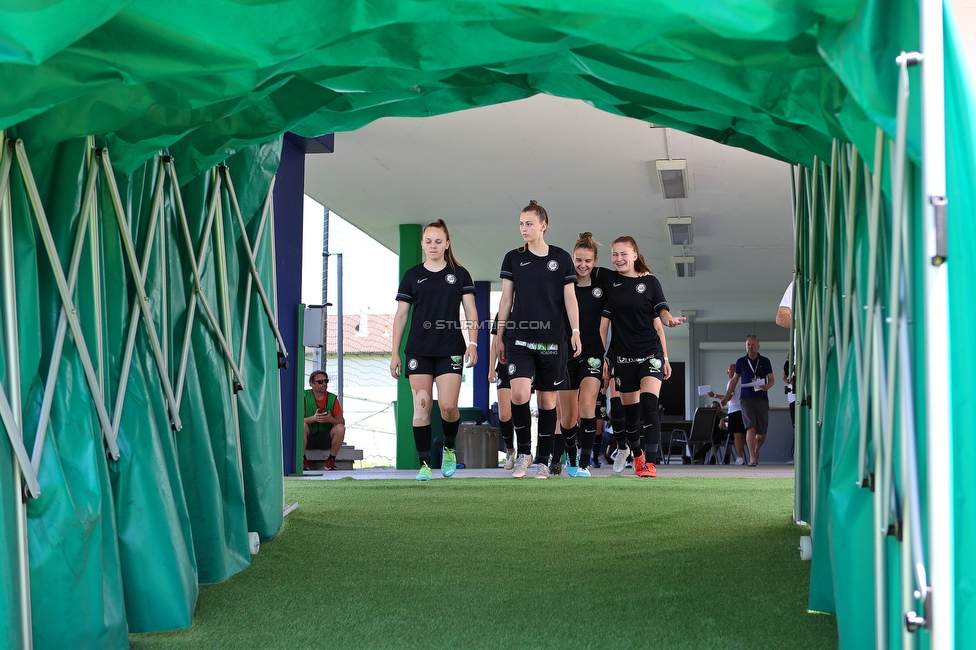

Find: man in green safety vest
<box><xmin>303</xmin><ymin>370</ymin><xmax>346</xmax><ymax>470</ymax></box>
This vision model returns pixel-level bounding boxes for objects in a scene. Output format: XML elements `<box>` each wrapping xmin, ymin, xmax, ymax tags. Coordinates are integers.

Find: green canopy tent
<box><xmin>1</xmin><ymin>1</ymin><xmax>973</xmax><ymax>648</ymax></box>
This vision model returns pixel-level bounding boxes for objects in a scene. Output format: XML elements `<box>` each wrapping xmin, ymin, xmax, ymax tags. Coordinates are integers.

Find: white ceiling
<box><xmin>304</xmin><ymin>94</ymin><xmax>796</xmax><ymax>327</ymax></box>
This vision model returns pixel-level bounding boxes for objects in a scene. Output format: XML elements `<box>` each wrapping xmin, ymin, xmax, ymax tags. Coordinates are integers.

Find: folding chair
<box><xmin>662</xmin><ymin>407</ymin><xmax>720</xmax><ymax>465</ymax></box>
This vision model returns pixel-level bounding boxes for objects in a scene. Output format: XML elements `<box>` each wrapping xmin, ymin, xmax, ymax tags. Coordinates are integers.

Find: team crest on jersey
<box><xmin>508</xmin><ymin>363</ymin><xmax>516</xmax><ymax>375</ymax></box>
<box><xmin>636</xmin><ymin>283</ymin><xmax>646</xmax><ymax>294</ymax></box>
<box><xmin>591</xmin><ymin>287</ymin><xmax>603</xmax><ymax>298</ymax></box>
<box><xmin>445</xmin><ymin>274</ymin><xmax>457</xmax><ymax>284</ymax></box>
<box><xmin>547</xmin><ymin>260</ymin><xmax>559</xmax><ymax>271</ymax></box>
<box><xmin>408</xmin><ymin>358</ymin><xmax>418</xmax><ymax>370</ymax></box>
<box><xmin>587</xmin><ymin>357</ymin><xmax>601</xmax><ymax>369</ymax></box>
<box><xmin>650</xmin><ymin>357</ymin><xmax>662</xmax><ymax>370</ymax></box>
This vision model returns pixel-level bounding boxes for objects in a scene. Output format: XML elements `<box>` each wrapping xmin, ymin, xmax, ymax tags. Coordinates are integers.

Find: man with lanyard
<box><xmin>721</xmin><ymin>335</ymin><xmax>774</xmax><ymax>466</ymax></box>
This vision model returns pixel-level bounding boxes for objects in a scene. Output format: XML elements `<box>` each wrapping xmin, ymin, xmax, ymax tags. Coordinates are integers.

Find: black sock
<box><xmin>551</xmin><ymin>432</ymin><xmax>565</xmax><ymax>467</ymax></box>
<box><xmin>561</xmin><ymin>424</ymin><xmax>579</xmax><ymax>466</ymax></box>
<box><xmin>442</xmin><ymin>417</ymin><xmax>460</xmax><ymax>449</ymax></box>
<box><xmin>624</xmin><ymin>402</ymin><xmax>643</xmax><ymax>457</ymax></box>
<box><xmin>499</xmin><ymin>418</ymin><xmax>514</xmax><ymax>450</ymax></box>
<box><xmin>641</xmin><ymin>393</ymin><xmax>660</xmax><ymax>459</ymax></box>
<box><xmin>413</xmin><ymin>424</ymin><xmax>432</xmax><ymax>463</ymax></box>
<box><xmin>609</xmin><ymin>396</ymin><xmax>625</xmax><ymax>440</ymax></box>
<box><xmin>512</xmin><ymin>402</ymin><xmax>532</xmax><ymax>456</ymax></box>
<box><xmin>536</xmin><ymin>407</ymin><xmax>556</xmax><ymax>465</ymax></box>
<box><xmin>578</xmin><ymin>418</ymin><xmax>596</xmax><ymax>468</ymax></box>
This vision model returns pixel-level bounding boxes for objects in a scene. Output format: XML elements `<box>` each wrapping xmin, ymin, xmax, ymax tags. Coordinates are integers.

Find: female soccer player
<box><xmin>489</xmin><ymin>314</ymin><xmax>516</xmax><ymax>469</ymax></box>
<box><xmin>495</xmin><ymin>200</ymin><xmax>582</xmax><ymax>479</ymax></box>
<box><xmin>596</xmin><ymin>236</ymin><xmax>684</xmax><ymax>477</ymax></box>
<box><xmin>557</xmin><ymin>232</ymin><xmax>609</xmax><ymax>477</ymax></box>
<box><xmin>391</xmin><ymin>219</ymin><xmax>478</xmax><ymax>481</ymax></box>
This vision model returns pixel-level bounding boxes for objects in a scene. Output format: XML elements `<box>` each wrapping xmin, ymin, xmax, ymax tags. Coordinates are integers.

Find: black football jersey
<box><xmin>499</xmin><ymin>246</ymin><xmax>576</xmax><ymax>343</ymax></box>
<box><xmin>594</xmin><ymin>268</ymin><xmax>669</xmax><ymax>358</ymax></box>
<box><xmin>396</xmin><ymin>263</ymin><xmax>475</xmax><ymax>356</ymax></box>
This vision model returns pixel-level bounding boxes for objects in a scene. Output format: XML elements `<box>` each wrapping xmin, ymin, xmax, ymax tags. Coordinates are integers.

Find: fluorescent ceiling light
<box><xmin>674</xmin><ymin>255</ymin><xmax>696</xmax><ymax>277</ymax></box>
<box><xmin>655</xmin><ymin>159</ymin><xmax>688</xmax><ymax>199</ymax></box>
<box><xmin>667</xmin><ymin>217</ymin><xmax>692</xmax><ymax>245</ymax></box>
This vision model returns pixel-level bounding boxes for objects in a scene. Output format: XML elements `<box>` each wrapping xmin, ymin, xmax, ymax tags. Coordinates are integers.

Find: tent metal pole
<box><xmin>920</xmin><ymin>0</ymin><xmax>953</xmax><ymax>644</ymax></box>
<box><xmin>219</xmin><ymin>166</ymin><xmax>288</xmax><ymax>358</ymax></box>
<box><xmin>32</xmin><ymin>154</ymin><xmax>102</xmax><ymax>471</ymax></box>
<box><xmin>817</xmin><ymin>147</ymin><xmax>838</xmax><ymax>426</ymax></box>
<box><xmin>173</xmin><ymin>167</ymin><xmax>222</xmax><ymax>405</ymax></box>
<box><xmin>13</xmin><ymin>141</ymin><xmax>120</xmax><ymax>459</ymax></box>
<box><xmin>860</xmin><ymin>132</ymin><xmax>885</xmax><ymax>488</ymax></box>
<box><xmin>872</xmin><ymin>307</ymin><xmax>888</xmax><ymax>650</ymax></box>
<box><xmin>789</xmin><ymin>165</ymin><xmax>802</xmax><ymax>522</ymax></box>
<box><xmin>236</xmin><ymin>183</ymin><xmax>272</xmax><ymax>372</ymax></box>
<box><xmin>336</xmin><ymin>253</ymin><xmax>344</xmax><ymax>406</ymax></box>
<box><xmin>85</xmin><ymin>139</ymin><xmax>106</xmax><ymax>394</ymax></box>
<box><xmin>110</xmin><ymin>164</ymin><xmax>167</xmax><ymax>436</ymax></box>
<box><xmin>165</xmin><ymin>161</ymin><xmax>246</xmax><ymax>392</ymax></box>
<box><xmin>1</xmin><ymin>135</ymin><xmax>33</xmax><ymax>650</ymax></box>
<box><xmin>212</xmin><ymin>169</ymin><xmax>246</xmax><ymax>480</ymax></box>
<box><xmin>900</xmin><ymin>314</ymin><xmax>930</xmax><ymax>638</ymax></box>
<box><xmin>99</xmin><ymin>149</ymin><xmax>183</xmax><ymax>431</ymax></box>
<box><xmin>0</xmin><ymin>143</ymin><xmax>41</xmax><ymax>496</ymax></box>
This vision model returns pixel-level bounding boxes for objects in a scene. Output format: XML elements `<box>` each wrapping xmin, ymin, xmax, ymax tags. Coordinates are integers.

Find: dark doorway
<box><xmin>658</xmin><ymin>361</ymin><xmax>686</xmax><ymax>417</ymax></box>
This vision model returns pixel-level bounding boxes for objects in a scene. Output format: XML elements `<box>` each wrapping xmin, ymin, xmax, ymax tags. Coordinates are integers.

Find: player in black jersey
<box><xmin>595</xmin><ymin>236</ymin><xmax>684</xmax><ymax>477</ymax></box>
<box><xmin>556</xmin><ymin>232</ymin><xmax>609</xmax><ymax>477</ymax></box>
<box><xmin>391</xmin><ymin>220</ymin><xmax>479</xmax><ymax>481</ymax></box>
<box><xmin>489</xmin><ymin>314</ymin><xmax>516</xmax><ymax>469</ymax></box>
<box><xmin>495</xmin><ymin>200</ymin><xmax>582</xmax><ymax>479</ymax></box>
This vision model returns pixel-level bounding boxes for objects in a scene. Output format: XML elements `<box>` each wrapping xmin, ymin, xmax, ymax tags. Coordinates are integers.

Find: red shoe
<box><xmin>325</xmin><ymin>457</ymin><xmax>337</xmax><ymax>471</ymax></box>
<box><xmin>303</xmin><ymin>457</ymin><xmax>310</xmax><ymax>471</ymax></box>
<box><xmin>634</xmin><ymin>453</ymin><xmax>657</xmax><ymax>478</ymax></box>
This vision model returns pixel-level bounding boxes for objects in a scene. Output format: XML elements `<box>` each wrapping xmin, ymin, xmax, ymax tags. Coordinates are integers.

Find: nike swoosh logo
<box><xmin>520</xmin><ymin>262</ymin><xmax>531</xmax><ymax>266</ymax></box>
<box><xmin>417</xmin><ymin>278</ymin><xmax>428</xmax><ymax>283</ymax></box>
<box><xmin>613</xmin><ymin>282</ymin><xmax>622</xmax><ymax>287</ymax></box>
<box><xmin>553</xmin><ymin>380</ymin><xmax>564</xmax><ymax>386</ymax></box>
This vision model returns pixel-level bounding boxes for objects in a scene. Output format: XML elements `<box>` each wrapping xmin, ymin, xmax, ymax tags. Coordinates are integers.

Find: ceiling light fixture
<box><xmin>655</xmin><ymin>159</ymin><xmax>688</xmax><ymax>199</ymax></box>
<box><xmin>667</xmin><ymin>217</ymin><xmax>693</xmax><ymax>246</ymax></box>
<box><xmin>674</xmin><ymin>256</ymin><xmax>696</xmax><ymax>278</ymax></box>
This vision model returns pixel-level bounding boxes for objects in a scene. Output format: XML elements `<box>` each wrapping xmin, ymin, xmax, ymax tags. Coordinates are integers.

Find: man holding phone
<box><xmin>302</xmin><ymin>370</ymin><xmax>346</xmax><ymax>470</ymax></box>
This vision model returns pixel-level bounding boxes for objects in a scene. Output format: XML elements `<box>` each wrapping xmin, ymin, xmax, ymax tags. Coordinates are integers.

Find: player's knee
<box><xmin>411</xmin><ymin>389</ymin><xmax>432</xmax><ymax>422</ymax></box>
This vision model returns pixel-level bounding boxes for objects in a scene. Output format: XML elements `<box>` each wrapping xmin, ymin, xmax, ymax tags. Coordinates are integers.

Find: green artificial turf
<box><xmin>130</xmin><ymin>477</ymin><xmax>837</xmax><ymax>650</ymax></box>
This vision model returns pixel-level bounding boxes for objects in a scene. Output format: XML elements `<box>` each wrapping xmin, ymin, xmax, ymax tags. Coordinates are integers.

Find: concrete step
<box><xmin>306</xmin><ymin>445</ymin><xmax>363</xmax><ymax>470</ymax></box>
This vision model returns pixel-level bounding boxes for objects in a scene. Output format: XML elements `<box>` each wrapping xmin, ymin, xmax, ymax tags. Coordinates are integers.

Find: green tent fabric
<box><xmin>0</xmin><ymin>134</ymin><xmax>282</xmax><ymax>646</ymax></box>
<box><xmin>1</xmin><ymin>1</ymin><xmax>918</xmax><ymax>177</ymax></box>
<box><xmin>2</xmin><ymin>1</ymin><xmax>976</xmax><ymax>648</ymax></box>
<box><xmin>945</xmin><ymin>4</ymin><xmax>976</xmax><ymax>645</ymax></box>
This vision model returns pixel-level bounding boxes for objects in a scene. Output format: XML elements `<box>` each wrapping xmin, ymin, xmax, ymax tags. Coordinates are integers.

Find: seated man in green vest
<box><xmin>303</xmin><ymin>370</ymin><xmax>346</xmax><ymax>470</ymax></box>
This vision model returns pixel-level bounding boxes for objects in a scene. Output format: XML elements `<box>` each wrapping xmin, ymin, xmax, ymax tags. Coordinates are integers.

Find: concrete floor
<box><xmin>291</xmin><ymin>462</ymin><xmax>795</xmax><ymax>481</ymax></box>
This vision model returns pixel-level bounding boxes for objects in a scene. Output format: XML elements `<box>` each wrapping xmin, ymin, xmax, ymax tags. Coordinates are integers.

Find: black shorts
<box><xmin>306</xmin><ymin>425</ymin><xmax>336</xmax><ymax>450</ymax></box>
<box><xmin>567</xmin><ymin>351</ymin><xmax>604</xmax><ymax>390</ymax></box>
<box><xmin>505</xmin><ymin>339</ymin><xmax>569</xmax><ymax>391</ymax></box>
<box><xmin>404</xmin><ymin>354</ymin><xmax>463</xmax><ymax>377</ymax></box>
<box><xmin>611</xmin><ymin>354</ymin><xmax>663</xmax><ymax>393</ymax></box>
<box><xmin>726</xmin><ymin>410</ymin><xmax>745</xmax><ymax>434</ymax></box>
<box><xmin>494</xmin><ymin>362</ymin><xmax>511</xmax><ymax>390</ymax></box>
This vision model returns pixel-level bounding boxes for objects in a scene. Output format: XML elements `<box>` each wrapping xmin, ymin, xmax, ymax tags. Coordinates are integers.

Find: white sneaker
<box><xmin>512</xmin><ymin>454</ymin><xmax>532</xmax><ymax>478</ymax></box>
<box><xmin>536</xmin><ymin>463</ymin><xmax>551</xmax><ymax>479</ymax></box>
<box><xmin>575</xmin><ymin>466</ymin><xmax>591</xmax><ymax>478</ymax></box>
<box><xmin>504</xmin><ymin>450</ymin><xmax>516</xmax><ymax>470</ymax></box>
<box><xmin>734</xmin><ymin>458</ymin><xmax>745</xmax><ymax>465</ymax></box>
<box><xmin>613</xmin><ymin>447</ymin><xmax>629</xmax><ymax>473</ymax></box>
